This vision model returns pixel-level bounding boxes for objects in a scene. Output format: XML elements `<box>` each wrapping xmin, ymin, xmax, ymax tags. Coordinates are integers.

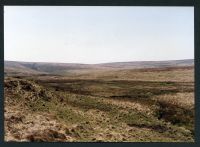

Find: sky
<box><xmin>4</xmin><ymin>6</ymin><xmax>194</xmax><ymax>64</ymax></box>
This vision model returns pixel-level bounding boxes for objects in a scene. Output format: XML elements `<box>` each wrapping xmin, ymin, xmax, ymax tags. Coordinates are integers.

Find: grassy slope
<box><xmin>4</xmin><ymin>67</ymin><xmax>194</xmax><ymax>142</ymax></box>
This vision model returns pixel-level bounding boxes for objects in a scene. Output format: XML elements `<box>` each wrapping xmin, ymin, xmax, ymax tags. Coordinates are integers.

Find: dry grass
<box><xmin>153</xmin><ymin>92</ymin><xmax>194</xmax><ymax>109</ymax></box>
<box><xmin>4</xmin><ymin>67</ymin><xmax>194</xmax><ymax>142</ymax></box>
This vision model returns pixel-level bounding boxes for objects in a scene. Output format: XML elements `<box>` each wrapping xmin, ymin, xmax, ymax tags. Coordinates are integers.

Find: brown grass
<box><xmin>4</xmin><ymin>67</ymin><xmax>194</xmax><ymax>142</ymax></box>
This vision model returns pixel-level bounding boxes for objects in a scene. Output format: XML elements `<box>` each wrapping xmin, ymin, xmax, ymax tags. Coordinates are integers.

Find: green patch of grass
<box><xmin>56</xmin><ymin>108</ymin><xmax>85</xmax><ymax>124</ymax></box>
<box><xmin>55</xmin><ymin>91</ymin><xmax>193</xmax><ymax>141</ymax></box>
<box><xmin>114</xmin><ymin>110</ymin><xmax>193</xmax><ymax>141</ymax></box>
<box><xmin>61</xmin><ymin>94</ymin><xmax>116</xmax><ymax>112</ymax></box>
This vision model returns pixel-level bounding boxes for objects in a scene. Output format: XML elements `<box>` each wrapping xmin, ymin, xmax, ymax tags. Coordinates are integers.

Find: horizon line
<box><xmin>4</xmin><ymin>58</ymin><xmax>194</xmax><ymax>65</ymax></box>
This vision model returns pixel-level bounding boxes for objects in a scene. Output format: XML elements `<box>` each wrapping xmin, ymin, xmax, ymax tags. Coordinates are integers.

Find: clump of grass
<box><xmin>26</xmin><ymin>129</ymin><xmax>67</xmax><ymax>142</ymax></box>
<box><xmin>154</xmin><ymin>100</ymin><xmax>194</xmax><ymax>134</ymax></box>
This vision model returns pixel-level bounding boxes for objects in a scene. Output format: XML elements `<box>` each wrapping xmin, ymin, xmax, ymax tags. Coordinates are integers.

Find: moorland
<box><xmin>4</xmin><ymin>59</ymin><xmax>194</xmax><ymax>142</ymax></box>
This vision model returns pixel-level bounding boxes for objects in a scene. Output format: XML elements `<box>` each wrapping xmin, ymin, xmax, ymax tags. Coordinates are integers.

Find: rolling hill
<box><xmin>4</xmin><ymin>59</ymin><xmax>194</xmax><ymax>76</ymax></box>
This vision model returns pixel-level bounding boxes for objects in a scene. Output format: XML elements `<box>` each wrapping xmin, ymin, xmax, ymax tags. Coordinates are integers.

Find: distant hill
<box><xmin>4</xmin><ymin>59</ymin><xmax>194</xmax><ymax>76</ymax></box>
<box><xmin>97</xmin><ymin>59</ymin><xmax>194</xmax><ymax>69</ymax></box>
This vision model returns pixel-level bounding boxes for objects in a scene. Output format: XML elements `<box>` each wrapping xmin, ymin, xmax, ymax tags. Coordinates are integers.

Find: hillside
<box><xmin>4</xmin><ymin>59</ymin><xmax>194</xmax><ymax>76</ymax></box>
<box><xmin>4</xmin><ymin>61</ymin><xmax>194</xmax><ymax>142</ymax></box>
<box><xmin>97</xmin><ymin>59</ymin><xmax>194</xmax><ymax>69</ymax></box>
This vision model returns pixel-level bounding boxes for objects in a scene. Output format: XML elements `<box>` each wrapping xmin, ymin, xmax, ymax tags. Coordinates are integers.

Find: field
<box><xmin>4</xmin><ymin>60</ymin><xmax>194</xmax><ymax>142</ymax></box>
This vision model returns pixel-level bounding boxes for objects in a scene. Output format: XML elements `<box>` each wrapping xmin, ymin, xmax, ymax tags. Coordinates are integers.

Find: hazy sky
<box><xmin>4</xmin><ymin>6</ymin><xmax>194</xmax><ymax>64</ymax></box>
